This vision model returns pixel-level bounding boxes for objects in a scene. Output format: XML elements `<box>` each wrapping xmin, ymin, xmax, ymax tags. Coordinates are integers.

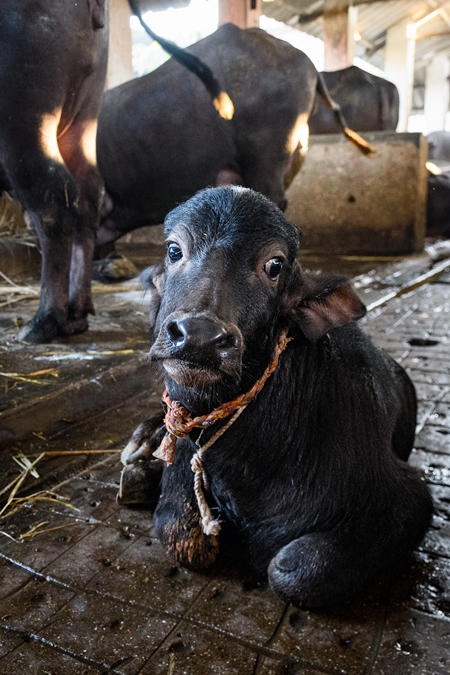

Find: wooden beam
<box><xmin>107</xmin><ymin>0</ymin><xmax>133</xmax><ymax>89</ymax></box>
<box><xmin>384</xmin><ymin>17</ymin><xmax>415</xmax><ymax>131</ymax></box>
<box><xmin>218</xmin><ymin>0</ymin><xmax>261</xmax><ymax>29</ymax></box>
<box><xmin>322</xmin><ymin>0</ymin><xmax>355</xmax><ymax>71</ymax></box>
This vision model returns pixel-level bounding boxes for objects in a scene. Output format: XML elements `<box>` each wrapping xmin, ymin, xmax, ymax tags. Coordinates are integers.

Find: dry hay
<box><xmin>0</xmin><ymin>193</ymin><xmax>27</xmax><ymax>235</ymax></box>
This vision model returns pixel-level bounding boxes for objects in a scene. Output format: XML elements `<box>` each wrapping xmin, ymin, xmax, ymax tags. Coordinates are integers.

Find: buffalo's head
<box><xmin>143</xmin><ymin>187</ymin><xmax>365</xmax><ymax>408</ymax></box>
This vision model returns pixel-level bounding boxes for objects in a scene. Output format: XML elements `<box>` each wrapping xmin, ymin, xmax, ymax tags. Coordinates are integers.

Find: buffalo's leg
<box><xmin>121</xmin><ymin>411</ymin><xmax>166</xmax><ymax>466</ymax></box>
<box><xmin>237</xmin><ymin>118</ymin><xmax>309</xmax><ymax>212</ymax></box>
<box><xmin>117</xmin><ymin>413</ymin><xmax>166</xmax><ymax>506</ymax></box>
<box><xmin>240</xmin><ymin>150</ymin><xmax>290</xmax><ymax>212</ymax></box>
<box><xmin>154</xmin><ymin>440</ymin><xmax>220</xmax><ymax>570</ymax></box>
<box><xmin>59</xmin><ymin>120</ymin><xmax>104</xmax><ymax>333</ymax></box>
<box><xmin>268</xmin><ymin>531</ymin><xmax>380</xmax><ymax>608</ymax></box>
<box><xmin>391</xmin><ymin>360</ymin><xmax>417</xmax><ymax>462</ymax></box>
<box><xmin>3</xmin><ymin>125</ymin><xmax>81</xmax><ymax>343</ymax></box>
<box><xmin>9</xmin><ymin>116</ymin><xmax>104</xmax><ymax>342</ymax></box>
<box><xmin>3</xmin><ymin>121</ymin><xmax>101</xmax><ymax>342</ymax></box>
<box><xmin>268</xmin><ymin>480</ymin><xmax>432</xmax><ymax>608</ymax></box>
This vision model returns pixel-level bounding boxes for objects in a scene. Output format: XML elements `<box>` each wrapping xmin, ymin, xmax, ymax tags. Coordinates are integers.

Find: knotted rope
<box><xmin>153</xmin><ymin>329</ymin><xmax>291</xmax><ymax>535</ymax></box>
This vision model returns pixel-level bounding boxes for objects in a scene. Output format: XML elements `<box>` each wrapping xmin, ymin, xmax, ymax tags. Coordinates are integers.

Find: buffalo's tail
<box><xmin>127</xmin><ymin>0</ymin><xmax>234</xmax><ymax>120</ymax></box>
<box><xmin>316</xmin><ymin>73</ymin><xmax>376</xmax><ymax>156</ymax></box>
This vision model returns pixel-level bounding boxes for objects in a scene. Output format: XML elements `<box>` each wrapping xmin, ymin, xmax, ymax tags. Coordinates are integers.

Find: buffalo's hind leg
<box><xmin>18</xmin><ymin>120</ymin><xmax>104</xmax><ymax>343</ymax></box>
<box><xmin>268</xmin><ymin>479</ymin><xmax>432</xmax><ymax>608</ymax></box>
<box><xmin>9</xmin><ymin>118</ymin><xmax>103</xmax><ymax>343</ymax></box>
<box><xmin>5</xmin><ymin>125</ymin><xmax>81</xmax><ymax>343</ymax></box>
<box><xmin>268</xmin><ymin>531</ymin><xmax>377</xmax><ymax>608</ymax></box>
<box><xmin>59</xmin><ymin>120</ymin><xmax>105</xmax><ymax>335</ymax></box>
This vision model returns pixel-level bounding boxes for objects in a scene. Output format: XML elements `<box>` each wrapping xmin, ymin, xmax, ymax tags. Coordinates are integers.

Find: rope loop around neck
<box><xmin>153</xmin><ymin>329</ymin><xmax>292</xmax><ymax>535</ymax></box>
<box><xmin>153</xmin><ymin>328</ymin><xmax>291</xmax><ymax>465</ymax></box>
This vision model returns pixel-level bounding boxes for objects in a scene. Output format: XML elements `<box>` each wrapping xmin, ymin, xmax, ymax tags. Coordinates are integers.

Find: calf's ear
<box><xmin>140</xmin><ymin>263</ymin><xmax>165</xmax><ymax>328</ymax></box>
<box><xmin>288</xmin><ymin>272</ymin><xmax>366</xmax><ymax>340</ymax></box>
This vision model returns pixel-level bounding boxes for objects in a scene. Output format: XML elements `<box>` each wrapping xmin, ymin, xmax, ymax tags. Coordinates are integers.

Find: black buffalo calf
<box><xmin>120</xmin><ymin>186</ymin><xmax>432</xmax><ymax>608</ymax></box>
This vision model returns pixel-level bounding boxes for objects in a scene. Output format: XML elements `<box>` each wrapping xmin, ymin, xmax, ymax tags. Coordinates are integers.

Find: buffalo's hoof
<box><xmin>92</xmin><ymin>254</ymin><xmax>138</xmax><ymax>283</ymax></box>
<box><xmin>117</xmin><ymin>460</ymin><xmax>163</xmax><ymax>509</ymax></box>
<box><xmin>18</xmin><ymin>312</ymin><xmax>65</xmax><ymax>343</ymax></box>
<box><xmin>18</xmin><ymin>312</ymin><xmax>89</xmax><ymax>343</ymax></box>
<box><xmin>121</xmin><ymin>415</ymin><xmax>166</xmax><ymax>466</ymax></box>
<box><xmin>65</xmin><ymin>315</ymin><xmax>89</xmax><ymax>336</ymax></box>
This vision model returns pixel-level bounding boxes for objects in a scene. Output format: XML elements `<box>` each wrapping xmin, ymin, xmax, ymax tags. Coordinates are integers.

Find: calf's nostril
<box><xmin>215</xmin><ymin>333</ymin><xmax>239</xmax><ymax>350</ymax></box>
<box><xmin>166</xmin><ymin>320</ymin><xmax>186</xmax><ymax>347</ymax></box>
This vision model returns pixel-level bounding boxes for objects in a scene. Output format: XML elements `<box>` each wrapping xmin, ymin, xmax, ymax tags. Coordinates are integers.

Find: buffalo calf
<box><xmin>121</xmin><ymin>186</ymin><xmax>432</xmax><ymax>608</ymax></box>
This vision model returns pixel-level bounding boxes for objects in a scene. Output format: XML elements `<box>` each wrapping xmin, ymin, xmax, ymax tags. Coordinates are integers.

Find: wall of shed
<box><xmin>285</xmin><ymin>132</ymin><xmax>428</xmax><ymax>255</ymax></box>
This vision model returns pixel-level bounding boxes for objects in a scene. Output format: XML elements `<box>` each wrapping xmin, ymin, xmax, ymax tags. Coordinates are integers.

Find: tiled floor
<box><xmin>1</xmin><ymin>242</ymin><xmax>450</xmax><ymax>674</ymax></box>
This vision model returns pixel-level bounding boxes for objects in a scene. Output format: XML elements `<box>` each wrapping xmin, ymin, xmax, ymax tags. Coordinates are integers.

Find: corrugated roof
<box><xmin>262</xmin><ymin>0</ymin><xmax>450</xmax><ymax>72</ymax></box>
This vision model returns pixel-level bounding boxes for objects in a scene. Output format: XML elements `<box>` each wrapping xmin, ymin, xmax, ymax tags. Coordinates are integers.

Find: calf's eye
<box><xmin>167</xmin><ymin>243</ymin><xmax>182</xmax><ymax>263</ymax></box>
<box><xmin>264</xmin><ymin>258</ymin><xmax>283</xmax><ymax>279</ymax></box>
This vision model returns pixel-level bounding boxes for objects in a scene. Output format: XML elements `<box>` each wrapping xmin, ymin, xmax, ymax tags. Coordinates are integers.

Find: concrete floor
<box><xmin>0</xmin><ymin>235</ymin><xmax>450</xmax><ymax>674</ymax></box>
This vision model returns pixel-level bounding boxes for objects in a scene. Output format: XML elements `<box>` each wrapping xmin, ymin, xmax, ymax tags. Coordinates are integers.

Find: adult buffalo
<box><xmin>427</xmin><ymin>130</ymin><xmax>450</xmax><ymax>163</ymax></box>
<box><xmin>96</xmin><ymin>24</ymin><xmax>372</xmax><ymax>254</ymax></box>
<box><xmin>308</xmin><ymin>65</ymin><xmax>399</xmax><ymax>134</ymax></box>
<box><xmin>427</xmin><ymin>170</ymin><xmax>450</xmax><ymax>238</ymax></box>
<box><xmin>0</xmin><ymin>1</ymin><xmax>109</xmax><ymax>343</ymax></box>
<box><xmin>426</xmin><ymin>132</ymin><xmax>450</xmax><ymax>238</ymax></box>
<box><xmin>118</xmin><ymin>186</ymin><xmax>432</xmax><ymax>608</ymax></box>
<box><xmin>1</xmin><ymin>0</ymin><xmax>231</xmax><ymax>343</ymax></box>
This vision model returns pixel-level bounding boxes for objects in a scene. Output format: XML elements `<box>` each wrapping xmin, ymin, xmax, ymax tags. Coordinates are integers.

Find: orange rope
<box><xmin>153</xmin><ymin>329</ymin><xmax>291</xmax><ymax>465</ymax></box>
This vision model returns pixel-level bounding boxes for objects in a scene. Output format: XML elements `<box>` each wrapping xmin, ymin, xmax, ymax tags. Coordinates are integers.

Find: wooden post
<box><xmin>106</xmin><ymin>0</ymin><xmax>133</xmax><ymax>89</ymax></box>
<box><xmin>384</xmin><ymin>18</ymin><xmax>416</xmax><ymax>132</ymax></box>
<box><xmin>424</xmin><ymin>53</ymin><xmax>450</xmax><ymax>133</ymax></box>
<box><xmin>218</xmin><ymin>0</ymin><xmax>261</xmax><ymax>29</ymax></box>
<box><xmin>322</xmin><ymin>0</ymin><xmax>356</xmax><ymax>71</ymax></box>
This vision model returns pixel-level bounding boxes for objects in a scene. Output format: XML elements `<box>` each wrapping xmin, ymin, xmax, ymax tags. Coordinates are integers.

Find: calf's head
<box><xmin>143</xmin><ymin>187</ymin><xmax>365</xmax><ymax>402</ymax></box>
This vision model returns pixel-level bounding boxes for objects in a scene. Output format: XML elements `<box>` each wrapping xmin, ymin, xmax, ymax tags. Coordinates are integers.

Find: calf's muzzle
<box><xmin>166</xmin><ymin>316</ymin><xmax>240</xmax><ymax>355</ymax></box>
<box><xmin>150</xmin><ymin>313</ymin><xmax>243</xmax><ymax>384</ymax></box>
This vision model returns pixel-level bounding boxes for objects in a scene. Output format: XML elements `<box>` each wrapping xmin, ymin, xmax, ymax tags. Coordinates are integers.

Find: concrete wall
<box><xmin>285</xmin><ymin>131</ymin><xmax>428</xmax><ymax>255</ymax></box>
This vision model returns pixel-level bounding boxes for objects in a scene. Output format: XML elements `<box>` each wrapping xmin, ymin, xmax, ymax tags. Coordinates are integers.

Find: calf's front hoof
<box><xmin>117</xmin><ymin>460</ymin><xmax>163</xmax><ymax>509</ymax></box>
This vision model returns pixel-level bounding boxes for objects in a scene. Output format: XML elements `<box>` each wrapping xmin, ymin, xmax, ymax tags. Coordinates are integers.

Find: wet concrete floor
<box><xmin>1</xmin><ymin>231</ymin><xmax>450</xmax><ymax>674</ymax></box>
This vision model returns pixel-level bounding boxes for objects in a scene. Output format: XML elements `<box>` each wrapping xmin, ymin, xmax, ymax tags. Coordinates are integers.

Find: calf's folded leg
<box><xmin>154</xmin><ymin>441</ymin><xmax>220</xmax><ymax>570</ymax></box>
<box><xmin>268</xmin><ymin>492</ymin><xmax>432</xmax><ymax>609</ymax></box>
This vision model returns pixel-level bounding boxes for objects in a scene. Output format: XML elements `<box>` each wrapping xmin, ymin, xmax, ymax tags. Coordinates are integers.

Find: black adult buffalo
<box><xmin>308</xmin><ymin>65</ymin><xmax>399</xmax><ymax>134</ymax></box>
<box><xmin>427</xmin><ymin>170</ymin><xmax>450</xmax><ymax>238</ymax></box>
<box><xmin>0</xmin><ymin>1</ymin><xmax>109</xmax><ymax>343</ymax></box>
<box><xmin>96</xmin><ymin>24</ymin><xmax>372</xmax><ymax>254</ymax></box>
<box><xmin>427</xmin><ymin>130</ymin><xmax>450</xmax><ymax>163</ymax></box>
<box><xmin>426</xmin><ymin>132</ymin><xmax>450</xmax><ymax>238</ymax></box>
<box><xmin>0</xmin><ymin>0</ymin><xmax>231</xmax><ymax>343</ymax></box>
<box><xmin>119</xmin><ymin>186</ymin><xmax>432</xmax><ymax>608</ymax></box>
